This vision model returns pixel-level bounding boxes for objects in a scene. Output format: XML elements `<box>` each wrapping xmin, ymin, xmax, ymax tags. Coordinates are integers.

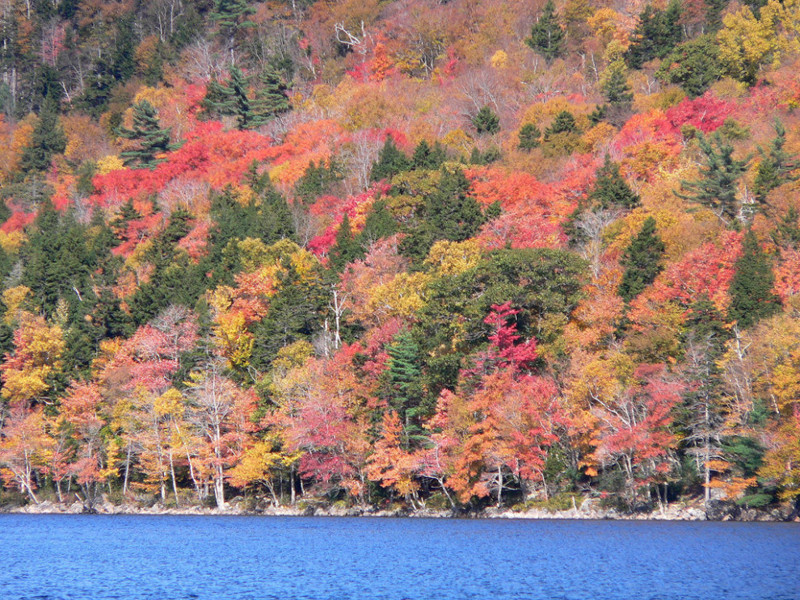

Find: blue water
<box><xmin>0</xmin><ymin>515</ymin><xmax>797</xmax><ymax>600</ymax></box>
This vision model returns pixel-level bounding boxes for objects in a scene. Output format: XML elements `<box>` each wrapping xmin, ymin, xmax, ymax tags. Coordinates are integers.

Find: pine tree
<box><xmin>370</xmin><ymin>136</ymin><xmax>410</xmax><ymax>182</ymax></box>
<box><xmin>20</xmin><ymin>97</ymin><xmax>67</xmax><ymax>173</ymax></box>
<box><xmin>257</xmin><ymin>68</ymin><xmax>291</xmax><ymax>116</ymax></box>
<box><xmin>382</xmin><ymin>331</ymin><xmax>427</xmax><ymax>447</ymax></box>
<box><xmin>625</xmin><ymin>0</ymin><xmax>683</xmax><ymax>69</ymax></box>
<box><xmin>753</xmin><ymin>120</ymin><xmax>798</xmax><ymax>204</ymax></box>
<box><xmin>545</xmin><ymin>110</ymin><xmax>577</xmax><ymax>137</ymax></box>
<box><xmin>412</xmin><ymin>140</ymin><xmax>446</xmax><ymax>170</ymax></box>
<box><xmin>526</xmin><ymin>0</ymin><xmax>566</xmax><ymax>62</ymax></box>
<box><xmin>426</xmin><ymin>167</ymin><xmax>485</xmax><ymax>243</ymax></box>
<box><xmin>212</xmin><ymin>0</ymin><xmax>256</xmax><ymax>56</ymax></box>
<box><xmin>618</xmin><ymin>217</ymin><xmax>665</xmax><ymax>302</ymax></box>
<box><xmin>117</xmin><ymin>100</ymin><xmax>179</xmax><ymax>169</ymax></box>
<box><xmin>590</xmin><ymin>155</ymin><xmax>639</xmax><ymax>209</ymax></box>
<box><xmin>518</xmin><ymin>123</ymin><xmax>542</xmax><ymax>150</ymax></box>
<box><xmin>357</xmin><ymin>200</ymin><xmax>397</xmax><ymax>247</ymax></box>
<box><xmin>472</xmin><ymin>105</ymin><xmax>500</xmax><ymax>135</ymax></box>
<box><xmin>677</xmin><ymin>132</ymin><xmax>750</xmax><ymax>226</ymax></box>
<box><xmin>329</xmin><ymin>213</ymin><xmax>362</xmax><ymax>272</ymax></box>
<box><xmin>728</xmin><ymin>230</ymin><xmax>781</xmax><ymax>329</ymax></box>
<box><xmin>601</xmin><ymin>59</ymin><xmax>633</xmax><ymax>105</ymax></box>
<box><xmin>203</xmin><ymin>66</ymin><xmax>267</xmax><ymax>130</ymax></box>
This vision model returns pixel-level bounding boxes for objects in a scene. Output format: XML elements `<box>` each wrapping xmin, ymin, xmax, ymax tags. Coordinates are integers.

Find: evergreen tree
<box><xmin>111</xmin><ymin>15</ymin><xmax>136</xmax><ymax>83</ymax></box>
<box><xmin>117</xmin><ymin>100</ymin><xmax>179</xmax><ymax>169</ymax></box>
<box><xmin>618</xmin><ymin>217</ymin><xmax>665</xmax><ymax>302</ymax></box>
<box><xmin>545</xmin><ymin>110</ymin><xmax>577</xmax><ymax>137</ymax></box>
<box><xmin>20</xmin><ymin>97</ymin><xmax>67</xmax><ymax>173</ymax></box>
<box><xmin>370</xmin><ymin>136</ymin><xmax>410</xmax><ymax>182</ymax></box>
<box><xmin>677</xmin><ymin>132</ymin><xmax>750</xmax><ymax>226</ymax></box>
<box><xmin>257</xmin><ymin>68</ymin><xmax>291</xmax><ymax>116</ymax></box>
<box><xmin>294</xmin><ymin>159</ymin><xmax>344</xmax><ymax>205</ymax></box>
<box><xmin>472</xmin><ymin>105</ymin><xmax>500</xmax><ymax>135</ymax></box>
<box><xmin>753</xmin><ymin>120</ymin><xmax>798</xmax><ymax>204</ymax></box>
<box><xmin>411</xmin><ymin>140</ymin><xmax>446</xmax><ymax>170</ymax></box>
<box><xmin>203</xmin><ymin>66</ymin><xmax>269</xmax><ymax>130</ymax></box>
<box><xmin>212</xmin><ymin>0</ymin><xmax>256</xmax><ymax>56</ymax></box>
<box><xmin>382</xmin><ymin>331</ymin><xmax>428</xmax><ymax>447</ymax></box>
<box><xmin>425</xmin><ymin>167</ymin><xmax>485</xmax><ymax>243</ymax></box>
<box><xmin>656</xmin><ymin>35</ymin><xmax>722</xmax><ymax>98</ymax></box>
<box><xmin>625</xmin><ymin>0</ymin><xmax>683</xmax><ymax>69</ymax></box>
<box><xmin>518</xmin><ymin>123</ymin><xmax>542</xmax><ymax>150</ymax></box>
<box><xmin>329</xmin><ymin>213</ymin><xmax>362</xmax><ymax>272</ymax></box>
<box><xmin>357</xmin><ymin>200</ymin><xmax>397</xmax><ymax>247</ymax></box>
<box><xmin>526</xmin><ymin>0</ymin><xmax>566</xmax><ymax>62</ymax></box>
<box><xmin>589</xmin><ymin>155</ymin><xmax>639</xmax><ymax>209</ymax></box>
<box><xmin>601</xmin><ymin>60</ymin><xmax>633</xmax><ymax>105</ymax></box>
<box><xmin>728</xmin><ymin>230</ymin><xmax>781</xmax><ymax>329</ymax></box>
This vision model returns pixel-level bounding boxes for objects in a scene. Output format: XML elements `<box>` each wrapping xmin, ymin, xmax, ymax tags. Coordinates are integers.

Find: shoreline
<box><xmin>4</xmin><ymin>499</ymin><xmax>798</xmax><ymax>522</ymax></box>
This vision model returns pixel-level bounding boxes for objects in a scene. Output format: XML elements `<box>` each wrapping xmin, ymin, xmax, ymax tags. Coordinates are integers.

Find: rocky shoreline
<box><xmin>5</xmin><ymin>498</ymin><xmax>798</xmax><ymax>522</ymax></box>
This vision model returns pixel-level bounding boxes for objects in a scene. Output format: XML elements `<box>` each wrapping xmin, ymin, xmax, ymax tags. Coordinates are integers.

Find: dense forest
<box><xmin>0</xmin><ymin>0</ymin><xmax>799</xmax><ymax>516</ymax></box>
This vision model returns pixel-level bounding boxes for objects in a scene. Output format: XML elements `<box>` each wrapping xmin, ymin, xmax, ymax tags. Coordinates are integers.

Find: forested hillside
<box><xmin>1</xmin><ymin>0</ymin><xmax>799</xmax><ymax>516</ymax></box>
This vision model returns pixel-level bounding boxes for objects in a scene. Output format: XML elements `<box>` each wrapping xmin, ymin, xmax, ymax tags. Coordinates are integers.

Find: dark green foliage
<box><xmin>381</xmin><ymin>331</ymin><xmax>429</xmax><ymax>446</ymax></box>
<box><xmin>728</xmin><ymin>230</ymin><xmax>781</xmax><ymax>329</ymax></box>
<box><xmin>357</xmin><ymin>200</ymin><xmax>398</xmax><ymax>247</ymax></box>
<box><xmin>111</xmin><ymin>15</ymin><xmax>136</xmax><ymax>83</ymax></box>
<box><xmin>618</xmin><ymin>217</ymin><xmax>665</xmax><ymax>303</ymax></box>
<box><xmin>19</xmin><ymin>98</ymin><xmax>66</xmax><ymax>174</ymax></box>
<box><xmin>468</xmin><ymin>146</ymin><xmax>501</xmax><ymax>165</ymax></box>
<box><xmin>625</xmin><ymin>0</ymin><xmax>683</xmax><ymax>69</ymax></box>
<box><xmin>546</xmin><ymin>111</ymin><xmax>577</xmax><ymax>136</ymax></box>
<box><xmin>117</xmin><ymin>100</ymin><xmax>180</xmax><ymax>169</ymax></box>
<box><xmin>412</xmin><ymin>140</ymin><xmax>447</xmax><ymax>170</ymax></box>
<box><xmin>329</xmin><ymin>213</ymin><xmax>363</xmax><ymax>272</ymax></box>
<box><xmin>601</xmin><ymin>62</ymin><xmax>633</xmax><ymax>105</ymax></box>
<box><xmin>657</xmin><ymin>36</ymin><xmax>722</xmax><ymax>98</ymax></box>
<box><xmin>525</xmin><ymin>0</ymin><xmax>565</xmax><ymax>62</ymax></box>
<box><xmin>370</xmin><ymin>136</ymin><xmax>410</xmax><ymax>182</ymax></box>
<box><xmin>212</xmin><ymin>0</ymin><xmax>256</xmax><ymax>50</ymax></box>
<box><xmin>754</xmin><ymin>120</ymin><xmax>798</xmax><ymax>204</ymax></box>
<box><xmin>677</xmin><ymin>132</ymin><xmax>750</xmax><ymax>226</ymax></box>
<box><xmin>203</xmin><ymin>66</ymin><xmax>285</xmax><ymax>130</ymax></box>
<box><xmin>589</xmin><ymin>155</ymin><xmax>639</xmax><ymax>210</ymax></box>
<box><xmin>294</xmin><ymin>159</ymin><xmax>344</xmax><ymax>205</ymax></box>
<box><xmin>415</xmin><ymin>248</ymin><xmax>586</xmax><ymax>397</ymax></box>
<box><xmin>251</xmin><ymin>263</ymin><xmax>328</xmax><ymax>369</ymax></box>
<box><xmin>722</xmin><ymin>436</ymin><xmax>765</xmax><ymax>478</ymax></box>
<box><xmin>518</xmin><ymin>123</ymin><xmax>542</xmax><ymax>150</ymax></box>
<box><xmin>772</xmin><ymin>206</ymin><xmax>800</xmax><ymax>250</ymax></box>
<box><xmin>472</xmin><ymin>105</ymin><xmax>500</xmax><ymax>135</ymax></box>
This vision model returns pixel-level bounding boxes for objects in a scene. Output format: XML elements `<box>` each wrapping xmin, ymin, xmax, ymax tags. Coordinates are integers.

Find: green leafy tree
<box><xmin>656</xmin><ymin>35</ymin><xmax>722</xmax><ymax>98</ymax></box>
<box><xmin>117</xmin><ymin>100</ymin><xmax>179</xmax><ymax>169</ymax></box>
<box><xmin>329</xmin><ymin>213</ymin><xmax>363</xmax><ymax>272</ymax></box>
<box><xmin>203</xmin><ymin>66</ymin><xmax>271</xmax><ymax>130</ymax></box>
<box><xmin>526</xmin><ymin>0</ymin><xmax>566</xmax><ymax>62</ymax></box>
<box><xmin>212</xmin><ymin>0</ymin><xmax>256</xmax><ymax>56</ymax></box>
<box><xmin>728</xmin><ymin>230</ymin><xmax>780</xmax><ymax>329</ymax></box>
<box><xmin>357</xmin><ymin>200</ymin><xmax>397</xmax><ymax>247</ymax></box>
<box><xmin>618</xmin><ymin>217</ymin><xmax>665</xmax><ymax>302</ymax></box>
<box><xmin>472</xmin><ymin>105</ymin><xmax>500</xmax><ymax>135</ymax></box>
<box><xmin>545</xmin><ymin>110</ymin><xmax>577</xmax><ymax>137</ymax></box>
<box><xmin>258</xmin><ymin>68</ymin><xmax>291</xmax><ymax>116</ymax></box>
<box><xmin>590</xmin><ymin>155</ymin><xmax>639</xmax><ymax>209</ymax></box>
<box><xmin>601</xmin><ymin>60</ymin><xmax>633</xmax><ymax>105</ymax></box>
<box><xmin>382</xmin><ymin>331</ymin><xmax>428</xmax><ymax>447</ymax></box>
<box><xmin>677</xmin><ymin>132</ymin><xmax>750</xmax><ymax>226</ymax></box>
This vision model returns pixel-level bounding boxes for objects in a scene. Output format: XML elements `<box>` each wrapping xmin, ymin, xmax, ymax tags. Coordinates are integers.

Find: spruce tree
<box><xmin>383</xmin><ymin>331</ymin><xmax>427</xmax><ymax>447</ymax></box>
<box><xmin>728</xmin><ymin>230</ymin><xmax>781</xmax><ymax>329</ymax></box>
<box><xmin>20</xmin><ymin>97</ymin><xmax>67</xmax><ymax>173</ymax></box>
<box><xmin>370</xmin><ymin>136</ymin><xmax>410</xmax><ymax>182</ymax></box>
<box><xmin>677</xmin><ymin>132</ymin><xmax>749</xmax><ymax>226</ymax></box>
<box><xmin>357</xmin><ymin>200</ymin><xmax>397</xmax><ymax>247</ymax></box>
<box><xmin>257</xmin><ymin>68</ymin><xmax>291</xmax><ymax>116</ymax></box>
<box><xmin>545</xmin><ymin>110</ymin><xmax>577</xmax><ymax>137</ymax></box>
<box><xmin>472</xmin><ymin>105</ymin><xmax>500</xmax><ymax>135</ymax></box>
<box><xmin>625</xmin><ymin>0</ymin><xmax>683</xmax><ymax>69</ymax></box>
<box><xmin>212</xmin><ymin>0</ymin><xmax>256</xmax><ymax>56</ymax></box>
<box><xmin>203</xmin><ymin>66</ymin><xmax>266</xmax><ymax>130</ymax></box>
<box><xmin>753</xmin><ymin>120</ymin><xmax>798</xmax><ymax>204</ymax></box>
<box><xmin>526</xmin><ymin>0</ymin><xmax>566</xmax><ymax>62</ymax></box>
<box><xmin>590</xmin><ymin>155</ymin><xmax>639</xmax><ymax>209</ymax></box>
<box><xmin>117</xmin><ymin>100</ymin><xmax>179</xmax><ymax>169</ymax></box>
<box><xmin>518</xmin><ymin>123</ymin><xmax>542</xmax><ymax>150</ymax></box>
<box><xmin>618</xmin><ymin>216</ymin><xmax>665</xmax><ymax>302</ymax></box>
<box><xmin>329</xmin><ymin>213</ymin><xmax>362</xmax><ymax>272</ymax></box>
<box><xmin>412</xmin><ymin>140</ymin><xmax>446</xmax><ymax>170</ymax></box>
<box><xmin>601</xmin><ymin>60</ymin><xmax>633</xmax><ymax>105</ymax></box>
<box><xmin>426</xmin><ymin>167</ymin><xmax>485</xmax><ymax>243</ymax></box>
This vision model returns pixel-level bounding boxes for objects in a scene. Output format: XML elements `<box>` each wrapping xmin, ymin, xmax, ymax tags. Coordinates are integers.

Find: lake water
<box><xmin>0</xmin><ymin>515</ymin><xmax>797</xmax><ymax>600</ymax></box>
